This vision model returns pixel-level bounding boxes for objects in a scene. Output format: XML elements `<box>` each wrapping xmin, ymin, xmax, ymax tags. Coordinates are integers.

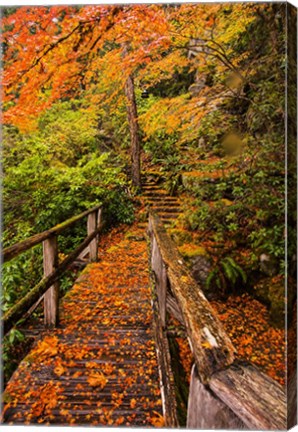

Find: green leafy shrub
<box><xmin>3</xmin><ymin>101</ymin><xmax>135</xmax><ymax>316</ymax></box>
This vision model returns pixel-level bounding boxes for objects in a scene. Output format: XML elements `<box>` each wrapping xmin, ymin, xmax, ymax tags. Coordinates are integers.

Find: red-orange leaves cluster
<box><xmin>211</xmin><ymin>294</ymin><xmax>286</xmax><ymax>385</ymax></box>
<box><xmin>2</xmin><ymin>5</ymin><xmax>170</xmax><ymax>130</ymax></box>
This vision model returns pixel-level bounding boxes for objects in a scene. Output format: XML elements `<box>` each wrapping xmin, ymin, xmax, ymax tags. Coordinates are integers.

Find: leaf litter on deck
<box><xmin>2</xmin><ymin>223</ymin><xmax>163</xmax><ymax>427</ymax></box>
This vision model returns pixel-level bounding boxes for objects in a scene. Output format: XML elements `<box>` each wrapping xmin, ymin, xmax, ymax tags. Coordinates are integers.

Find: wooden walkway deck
<box><xmin>2</xmin><ymin>224</ymin><xmax>163</xmax><ymax>427</ymax></box>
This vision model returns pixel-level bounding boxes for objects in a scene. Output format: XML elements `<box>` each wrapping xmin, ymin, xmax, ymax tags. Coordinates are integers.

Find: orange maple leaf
<box><xmin>34</xmin><ymin>336</ymin><xmax>59</xmax><ymax>358</ymax></box>
<box><xmin>149</xmin><ymin>411</ymin><xmax>165</xmax><ymax>427</ymax></box>
<box><xmin>130</xmin><ymin>398</ymin><xmax>137</xmax><ymax>409</ymax></box>
<box><xmin>87</xmin><ymin>372</ymin><xmax>108</xmax><ymax>389</ymax></box>
<box><xmin>54</xmin><ymin>364</ymin><xmax>65</xmax><ymax>377</ymax></box>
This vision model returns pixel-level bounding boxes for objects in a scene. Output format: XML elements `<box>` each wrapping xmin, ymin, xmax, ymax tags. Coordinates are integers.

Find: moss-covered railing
<box><xmin>148</xmin><ymin>213</ymin><xmax>287</xmax><ymax>430</ymax></box>
<box><xmin>2</xmin><ymin>205</ymin><xmax>103</xmax><ymax>335</ymax></box>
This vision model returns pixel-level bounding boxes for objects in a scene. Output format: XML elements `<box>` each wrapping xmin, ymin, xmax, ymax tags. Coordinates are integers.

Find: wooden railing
<box><xmin>2</xmin><ymin>205</ymin><xmax>103</xmax><ymax>335</ymax></box>
<box><xmin>148</xmin><ymin>213</ymin><xmax>286</xmax><ymax>430</ymax></box>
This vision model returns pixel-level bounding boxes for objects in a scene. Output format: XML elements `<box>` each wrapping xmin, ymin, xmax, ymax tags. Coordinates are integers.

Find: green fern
<box><xmin>206</xmin><ymin>256</ymin><xmax>246</xmax><ymax>295</ymax></box>
<box><xmin>224</xmin><ymin>257</ymin><xmax>247</xmax><ymax>283</ymax></box>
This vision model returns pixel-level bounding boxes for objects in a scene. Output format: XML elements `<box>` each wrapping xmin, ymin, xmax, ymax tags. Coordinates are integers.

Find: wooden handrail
<box><xmin>148</xmin><ymin>213</ymin><xmax>235</xmax><ymax>383</ymax></box>
<box><xmin>209</xmin><ymin>363</ymin><xmax>286</xmax><ymax>430</ymax></box>
<box><xmin>3</xmin><ymin>205</ymin><xmax>102</xmax><ymax>263</ymax></box>
<box><xmin>2</xmin><ymin>222</ymin><xmax>104</xmax><ymax>335</ymax></box>
<box><xmin>148</xmin><ymin>212</ymin><xmax>286</xmax><ymax>430</ymax></box>
<box><xmin>3</xmin><ymin>205</ymin><xmax>103</xmax><ymax>333</ymax></box>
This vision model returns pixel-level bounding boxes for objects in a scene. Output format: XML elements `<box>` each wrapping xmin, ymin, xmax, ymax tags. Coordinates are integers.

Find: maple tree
<box><xmin>2</xmin><ymin>4</ymin><xmax>268</xmax><ymax>185</ymax></box>
<box><xmin>2</xmin><ymin>5</ymin><xmax>172</xmax><ymax>186</ymax></box>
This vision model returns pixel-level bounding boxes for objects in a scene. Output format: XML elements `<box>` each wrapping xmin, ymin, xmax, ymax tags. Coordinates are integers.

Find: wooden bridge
<box><xmin>1</xmin><ymin>189</ymin><xmax>290</xmax><ymax>429</ymax></box>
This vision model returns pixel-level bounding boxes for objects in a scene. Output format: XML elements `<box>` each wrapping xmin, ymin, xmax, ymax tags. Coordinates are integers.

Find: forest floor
<box><xmin>210</xmin><ymin>295</ymin><xmax>285</xmax><ymax>385</ymax></box>
<box><xmin>175</xmin><ymin>294</ymin><xmax>285</xmax><ymax>387</ymax></box>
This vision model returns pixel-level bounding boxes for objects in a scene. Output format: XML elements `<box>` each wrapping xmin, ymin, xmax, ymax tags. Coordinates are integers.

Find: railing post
<box><xmin>96</xmin><ymin>208</ymin><xmax>102</xmax><ymax>244</ymax></box>
<box><xmin>88</xmin><ymin>210</ymin><xmax>98</xmax><ymax>262</ymax></box>
<box><xmin>187</xmin><ymin>364</ymin><xmax>244</xmax><ymax>429</ymax></box>
<box><xmin>151</xmin><ymin>235</ymin><xmax>167</xmax><ymax>327</ymax></box>
<box><xmin>43</xmin><ymin>235</ymin><xmax>59</xmax><ymax>327</ymax></box>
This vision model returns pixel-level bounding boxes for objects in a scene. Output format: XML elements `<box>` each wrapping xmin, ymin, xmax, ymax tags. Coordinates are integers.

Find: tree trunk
<box><xmin>124</xmin><ymin>74</ymin><xmax>141</xmax><ymax>188</ymax></box>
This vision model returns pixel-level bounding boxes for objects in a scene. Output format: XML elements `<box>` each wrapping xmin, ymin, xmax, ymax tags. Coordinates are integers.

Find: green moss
<box><xmin>253</xmin><ymin>277</ymin><xmax>285</xmax><ymax>328</ymax></box>
<box><xmin>178</xmin><ymin>243</ymin><xmax>207</xmax><ymax>260</ymax></box>
<box><xmin>268</xmin><ymin>280</ymin><xmax>285</xmax><ymax>328</ymax></box>
<box><xmin>221</xmin><ymin>198</ymin><xmax>234</xmax><ymax>206</ymax></box>
<box><xmin>169</xmin><ymin>228</ymin><xmax>193</xmax><ymax>246</ymax></box>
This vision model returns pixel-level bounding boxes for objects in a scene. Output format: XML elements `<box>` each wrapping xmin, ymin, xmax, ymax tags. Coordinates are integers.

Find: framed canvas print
<box><xmin>1</xmin><ymin>1</ymin><xmax>297</xmax><ymax>430</ymax></box>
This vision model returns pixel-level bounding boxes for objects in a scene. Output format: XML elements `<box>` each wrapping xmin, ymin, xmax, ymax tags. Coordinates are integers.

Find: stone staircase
<box><xmin>141</xmin><ymin>180</ymin><xmax>182</xmax><ymax>227</ymax></box>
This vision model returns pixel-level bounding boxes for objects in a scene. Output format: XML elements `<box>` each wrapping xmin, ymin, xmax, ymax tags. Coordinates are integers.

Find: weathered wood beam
<box><xmin>43</xmin><ymin>235</ymin><xmax>59</xmax><ymax>327</ymax></box>
<box><xmin>2</xmin><ymin>223</ymin><xmax>104</xmax><ymax>335</ymax></box>
<box><xmin>187</xmin><ymin>364</ymin><xmax>245</xmax><ymax>429</ymax></box>
<box><xmin>96</xmin><ymin>208</ymin><xmax>102</xmax><ymax>244</ymax></box>
<box><xmin>151</xmin><ymin>278</ymin><xmax>179</xmax><ymax>427</ymax></box>
<box><xmin>287</xmin><ymin>368</ymin><xmax>297</xmax><ymax>429</ymax></box>
<box><xmin>87</xmin><ymin>210</ymin><xmax>98</xmax><ymax>262</ymax></box>
<box><xmin>151</xmin><ymin>236</ymin><xmax>167</xmax><ymax>327</ymax></box>
<box><xmin>148</xmin><ymin>213</ymin><xmax>235</xmax><ymax>383</ymax></box>
<box><xmin>166</xmin><ymin>294</ymin><xmax>184</xmax><ymax>325</ymax></box>
<box><xmin>209</xmin><ymin>363</ymin><xmax>287</xmax><ymax>430</ymax></box>
<box><xmin>3</xmin><ymin>205</ymin><xmax>102</xmax><ymax>263</ymax></box>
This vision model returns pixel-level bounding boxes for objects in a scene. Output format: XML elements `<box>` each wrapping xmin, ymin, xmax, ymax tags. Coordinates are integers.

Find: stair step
<box><xmin>159</xmin><ymin>213</ymin><xmax>180</xmax><ymax>219</ymax></box>
<box><xmin>150</xmin><ymin>207</ymin><xmax>181</xmax><ymax>214</ymax></box>
<box><xmin>145</xmin><ymin>196</ymin><xmax>179</xmax><ymax>202</ymax></box>
<box><xmin>142</xmin><ymin>184</ymin><xmax>164</xmax><ymax>190</ymax></box>
<box><xmin>146</xmin><ymin>200</ymin><xmax>180</xmax><ymax>206</ymax></box>
<box><xmin>143</xmin><ymin>189</ymin><xmax>168</xmax><ymax>197</ymax></box>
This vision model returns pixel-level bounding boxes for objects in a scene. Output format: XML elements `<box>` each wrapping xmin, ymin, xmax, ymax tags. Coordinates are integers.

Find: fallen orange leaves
<box><xmin>211</xmin><ymin>293</ymin><xmax>285</xmax><ymax>385</ymax></box>
<box><xmin>130</xmin><ymin>398</ymin><xmax>137</xmax><ymax>409</ymax></box>
<box><xmin>54</xmin><ymin>363</ymin><xmax>65</xmax><ymax>377</ymax></box>
<box><xmin>2</xmin><ymin>224</ymin><xmax>163</xmax><ymax>426</ymax></box>
<box><xmin>87</xmin><ymin>372</ymin><xmax>108</xmax><ymax>389</ymax></box>
<box><xmin>149</xmin><ymin>411</ymin><xmax>165</xmax><ymax>427</ymax></box>
<box><xmin>34</xmin><ymin>336</ymin><xmax>59</xmax><ymax>359</ymax></box>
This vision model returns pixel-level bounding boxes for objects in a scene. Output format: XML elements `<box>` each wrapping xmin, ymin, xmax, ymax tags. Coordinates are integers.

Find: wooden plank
<box><xmin>3</xmin><ymin>223</ymin><xmax>104</xmax><ymax>335</ymax></box>
<box><xmin>287</xmin><ymin>368</ymin><xmax>297</xmax><ymax>429</ymax></box>
<box><xmin>77</xmin><ymin>209</ymin><xmax>103</xmax><ymax>261</ymax></box>
<box><xmin>97</xmin><ymin>208</ymin><xmax>102</xmax><ymax>243</ymax></box>
<box><xmin>88</xmin><ymin>210</ymin><xmax>98</xmax><ymax>262</ymax></box>
<box><xmin>209</xmin><ymin>363</ymin><xmax>287</xmax><ymax>430</ymax></box>
<box><xmin>187</xmin><ymin>364</ymin><xmax>245</xmax><ymax>429</ymax></box>
<box><xmin>166</xmin><ymin>294</ymin><xmax>184</xmax><ymax>325</ymax></box>
<box><xmin>151</xmin><ymin>276</ymin><xmax>179</xmax><ymax>427</ymax></box>
<box><xmin>43</xmin><ymin>236</ymin><xmax>59</xmax><ymax>327</ymax></box>
<box><xmin>151</xmin><ymin>236</ymin><xmax>167</xmax><ymax>326</ymax></box>
<box><xmin>148</xmin><ymin>213</ymin><xmax>235</xmax><ymax>383</ymax></box>
<box><xmin>3</xmin><ymin>205</ymin><xmax>102</xmax><ymax>262</ymax></box>
<box><xmin>25</xmin><ymin>295</ymin><xmax>44</xmax><ymax>317</ymax></box>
